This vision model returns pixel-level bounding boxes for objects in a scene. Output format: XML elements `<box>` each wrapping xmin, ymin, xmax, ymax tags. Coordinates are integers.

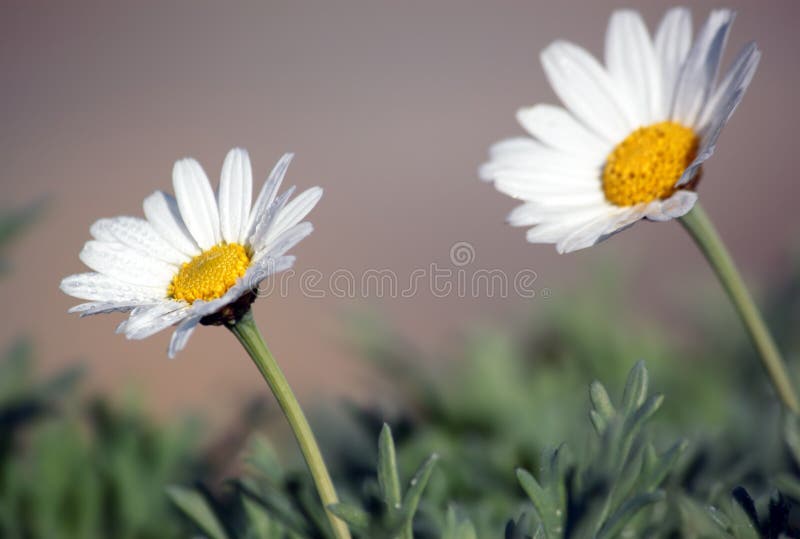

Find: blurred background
<box><xmin>1</xmin><ymin>0</ymin><xmax>799</xmax><ymax>431</ymax></box>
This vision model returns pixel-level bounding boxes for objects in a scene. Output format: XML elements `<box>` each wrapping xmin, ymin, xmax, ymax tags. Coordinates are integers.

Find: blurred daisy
<box><xmin>60</xmin><ymin>148</ymin><xmax>321</xmax><ymax>358</ymax></box>
<box><xmin>480</xmin><ymin>8</ymin><xmax>759</xmax><ymax>253</ymax></box>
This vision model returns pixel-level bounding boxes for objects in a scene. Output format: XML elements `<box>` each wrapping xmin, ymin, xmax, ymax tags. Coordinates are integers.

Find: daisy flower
<box><xmin>480</xmin><ymin>8</ymin><xmax>759</xmax><ymax>253</ymax></box>
<box><xmin>60</xmin><ymin>148</ymin><xmax>321</xmax><ymax>358</ymax></box>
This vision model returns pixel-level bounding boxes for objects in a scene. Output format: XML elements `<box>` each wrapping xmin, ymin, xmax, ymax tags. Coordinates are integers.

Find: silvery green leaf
<box><xmin>643</xmin><ymin>439</ymin><xmax>688</xmax><ymax>491</ymax></box>
<box><xmin>378</xmin><ymin>423</ymin><xmax>402</xmax><ymax>508</ymax></box>
<box><xmin>242</xmin><ymin>496</ymin><xmax>280</xmax><ymax>538</ymax></box>
<box><xmin>401</xmin><ymin>453</ymin><xmax>438</xmax><ymax>521</ymax></box>
<box><xmin>589</xmin><ymin>409</ymin><xmax>608</xmax><ymax>435</ymax></box>
<box><xmin>590</xmin><ymin>381</ymin><xmax>616</xmax><ymax>421</ymax></box>
<box><xmin>595</xmin><ymin>490</ymin><xmax>664</xmax><ymax>539</ymax></box>
<box><xmin>621</xmin><ymin>360</ymin><xmax>648</xmax><ymax>415</ymax></box>
<box><xmin>166</xmin><ymin>485</ymin><xmax>229</xmax><ymax>539</ymax></box>
<box><xmin>517</xmin><ymin>468</ymin><xmax>562</xmax><ymax>537</ymax></box>
<box><xmin>442</xmin><ymin>506</ymin><xmax>477</xmax><ymax>539</ymax></box>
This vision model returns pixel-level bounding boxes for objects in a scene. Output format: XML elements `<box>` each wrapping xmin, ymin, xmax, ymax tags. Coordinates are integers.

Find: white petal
<box><xmin>173</xmin><ymin>158</ymin><xmax>221</xmax><ymax>249</ymax></box>
<box><xmin>218</xmin><ymin>148</ymin><xmax>253</xmax><ymax>244</ymax></box>
<box><xmin>605</xmin><ymin>10</ymin><xmax>662</xmax><ymax>124</ymax></box>
<box><xmin>253</xmin><ymin>222</ymin><xmax>313</xmax><ymax>262</ymax></box>
<box><xmin>228</xmin><ymin>254</ymin><xmax>297</xmax><ymax>297</ymax></box>
<box><xmin>262</xmin><ymin>187</ymin><xmax>323</xmax><ymax>246</ymax></box>
<box><xmin>508</xmin><ymin>200</ymin><xmax>613</xmax><ymax>227</ymax></box>
<box><xmin>485</xmin><ymin>158</ymin><xmax>599</xmax><ymax>184</ymax></box>
<box><xmin>541</xmin><ymin>40</ymin><xmax>635</xmax><ymax>142</ymax></box>
<box><xmin>488</xmin><ymin>137</ymin><xmax>538</xmax><ymax>159</ymax></box>
<box><xmin>507</xmin><ymin>203</ymin><xmax>541</xmax><ymax>227</ymax></box>
<box><xmin>90</xmin><ymin>217</ymin><xmax>188</xmax><ymax>265</ymax></box>
<box><xmin>515</xmin><ymin>105</ymin><xmax>611</xmax><ymax>161</ymax></box>
<box><xmin>68</xmin><ymin>301</ymin><xmax>153</xmax><ymax>317</ymax></box>
<box><xmin>249</xmin><ymin>186</ymin><xmax>296</xmax><ymax>253</ymax></box>
<box><xmin>168</xmin><ymin>316</ymin><xmax>201</xmax><ymax>359</ymax></box>
<box><xmin>557</xmin><ymin>207</ymin><xmax>641</xmax><ymax>253</ymax></box>
<box><xmin>243</xmin><ymin>255</ymin><xmax>296</xmax><ymax>290</ymax></box>
<box><xmin>644</xmin><ymin>190</ymin><xmax>698</xmax><ymax>221</ymax></box>
<box><xmin>655</xmin><ymin>7</ymin><xmax>693</xmax><ymax>118</ymax></box>
<box><xmin>494</xmin><ymin>171</ymin><xmax>602</xmax><ymax>202</ymax></box>
<box><xmin>671</xmin><ymin>9</ymin><xmax>735</xmax><ymax>127</ymax></box>
<box><xmin>696</xmin><ymin>42</ymin><xmax>760</xmax><ymax>132</ymax></box>
<box><xmin>247</xmin><ymin>153</ymin><xmax>294</xmax><ymax>241</ymax></box>
<box><xmin>60</xmin><ymin>272</ymin><xmax>164</xmax><ymax>302</ymax></box>
<box><xmin>676</xmin><ymin>45</ymin><xmax>759</xmax><ymax>188</ymax></box>
<box><xmin>525</xmin><ymin>207</ymin><xmax>610</xmax><ymax>245</ymax></box>
<box><xmin>79</xmin><ymin>241</ymin><xmax>176</xmax><ymax>287</ymax></box>
<box><xmin>143</xmin><ymin>191</ymin><xmax>200</xmax><ymax>257</ymax></box>
<box><xmin>123</xmin><ymin>302</ymin><xmax>190</xmax><ymax>340</ymax></box>
<box><xmin>482</xmin><ymin>137</ymin><xmax>602</xmax><ymax>179</ymax></box>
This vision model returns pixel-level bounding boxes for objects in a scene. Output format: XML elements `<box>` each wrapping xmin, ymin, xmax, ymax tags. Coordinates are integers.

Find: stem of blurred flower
<box><xmin>679</xmin><ymin>203</ymin><xmax>799</xmax><ymax>414</ymax></box>
<box><xmin>229</xmin><ymin>311</ymin><xmax>352</xmax><ymax>539</ymax></box>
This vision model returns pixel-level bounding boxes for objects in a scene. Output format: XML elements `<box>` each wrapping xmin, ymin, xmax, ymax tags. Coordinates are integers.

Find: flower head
<box><xmin>480</xmin><ymin>8</ymin><xmax>759</xmax><ymax>253</ymax></box>
<box><xmin>61</xmin><ymin>148</ymin><xmax>321</xmax><ymax>357</ymax></box>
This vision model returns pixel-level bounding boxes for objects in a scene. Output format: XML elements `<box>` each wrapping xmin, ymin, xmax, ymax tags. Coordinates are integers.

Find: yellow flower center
<box><xmin>168</xmin><ymin>243</ymin><xmax>250</xmax><ymax>303</ymax></box>
<box><xmin>602</xmin><ymin>121</ymin><xmax>699</xmax><ymax>207</ymax></box>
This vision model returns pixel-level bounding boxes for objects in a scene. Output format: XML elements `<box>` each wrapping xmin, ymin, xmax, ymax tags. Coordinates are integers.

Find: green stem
<box><xmin>679</xmin><ymin>203</ymin><xmax>799</xmax><ymax>414</ymax></box>
<box><xmin>229</xmin><ymin>311</ymin><xmax>352</xmax><ymax>539</ymax></box>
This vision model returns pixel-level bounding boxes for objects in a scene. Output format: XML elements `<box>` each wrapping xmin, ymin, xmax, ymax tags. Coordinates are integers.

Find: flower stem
<box><xmin>229</xmin><ymin>311</ymin><xmax>352</xmax><ymax>539</ymax></box>
<box><xmin>679</xmin><ymin>203</ymin><xmax>799</xmax><ymax>414</ymax></box>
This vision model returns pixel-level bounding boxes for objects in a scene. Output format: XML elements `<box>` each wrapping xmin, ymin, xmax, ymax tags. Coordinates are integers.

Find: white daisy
<box><xmin>480</xmin><ymin>8</ymin><xmax>759</xmax><ymax>253</ymax></box>
<box><xmin>60</xmin><ymin>148</ymin><xmax>321</xmax><ymax>358</ymax></box>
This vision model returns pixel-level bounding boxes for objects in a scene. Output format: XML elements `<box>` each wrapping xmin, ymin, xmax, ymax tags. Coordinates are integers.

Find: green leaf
<box><xmin>623</xmin><ymin>394</ymin><xmax>664</xmax><ymax>439</ymax></box>
<box><xmin>166</xmin><ymin>485</ymin><xmax>229</xmax><ymax>539</ymax></box>
<box><xmin>378</xmin><ymin>423</ymin><xmax>402</xmax><ymax>508</ymax></box>
<box><xmin>589</xmin><ymin>409</ymin><xmax>608</xmax><ymax>435</ymax></box>
<box><xmin>517</xmin><ymin>468</ymin><xmax>561</xmax><ymax>537</ymax></box>
<box><xmin>589</xmin><ymin>381</ymin><xmax>616</xmax><ymax>421</ymax></box>
<box><xmin>242</xmin><ymin>496</ymin><xmax>279</xmax><ymax>538</ymax></box>
<box><xmin>620</xmin><ymin>360</ymin><xmax>648</xmax><ymax>415</ymax></box>
<box><xmin>543</xmin><ymin>446</ymin><xmax>568</xmax><ymax>513</ymax></box>
<box><xmin>442</xmin><ymin>506</ymin><xmax>477</xmax><ymax>539</ymax></box>
<box><xmin>724</xmin><ymin>497</ymin><xmax>760</xmax><ymax>539</ymax></box>
<box><xmin>783</xmin><ymin>414</ymin><xmax>800</xmax><ymax>466</ymax></box>
<box><xmin>595</xmin><ymin>490</ymin><xmax>664</xmax><ymax>539</ymax></box>
<box><xmin>608</xmin><ymin>448</ymin><xmax>645</xmax><ymax>512</ymax></box>
<box><xmin>676</xmin><ymin>495</ymin><xmax>728</xmax><ymax>537</ymax></box>
<box><xmin>327</xmin><ymin>503</ymin><xmax>369</xmax><ymax>532</ymax></box>
<box><xmin>774</xmin><ymin>473</ymin><xmax>800</xmax><ymax>501</ymax></box>
<box><xmin>642</xmin><ymin>439</ymin><xmax>688</xmax><ymax>491</ymax></box>
<box><xmin>238</xmin><ymin>485</ymin><xmax>311</xmax><ymax>537</ymax></box>
<box><xmin>400</xmin><ymin>453</ymin><xmax>438</xmax><ymax>529</ymax></box>
<box><xmin>244</xmin><ymin>434</ymin><xmax>284</xmax><ymax>482</ymax></box>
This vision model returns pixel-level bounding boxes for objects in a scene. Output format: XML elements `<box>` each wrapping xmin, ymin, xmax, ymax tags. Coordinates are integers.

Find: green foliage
<box><xmin>169</xmin><ymin>425</ymin><xmax>442</xmax><ymax>539</ymax></box>
<box><xmin>328</xmin><ymin>424</ymin><xmax>439</xmax><ymax>538</ymax></box>
<box><xmin>0</xmin><ymin>340</ymin><xmax>200</xmax><ymax>539</ymax></box>
<box><xmin>513</xmin><ymin>361</ymin><xmax>686</xmax><ymax>538</ymax></box>
<box><xmin>5</xmin><ymin>203</ymin><xmax>800</xmax><ymax>537</ymax></box>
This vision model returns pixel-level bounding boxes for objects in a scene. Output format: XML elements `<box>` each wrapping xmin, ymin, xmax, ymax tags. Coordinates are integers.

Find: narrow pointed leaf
<box><xmin>166</xmin><ymin>485</ymin><xmax>229</xmax><ymax>539</ymax></box>
<box><xmin>517</xmin><ymin>468</ymin><xmax>561</xmax><ymax>536</ymax></box>
<box><xmin>621</xmin><ymin>360</ymin><xmax>648</xmax><ymax>415</ymax></box>
<box><xmin>595</xmin><ymin>490</ymin><xmax>664</xmax><ymax>539</ymax></box>
<box><xmin>590</xmin><ymin>380</ymin><xmax>616</xmax><ymax>420</ymax></box>
<box><xmin>378</xmin><ymin>423</ymin><xmax>402</xmax><ymax>508</ymax></box>
<box><xmin>400</xmin><ymin>453</ymin><xmax>438</xmax><ymax>526</ymax></box>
